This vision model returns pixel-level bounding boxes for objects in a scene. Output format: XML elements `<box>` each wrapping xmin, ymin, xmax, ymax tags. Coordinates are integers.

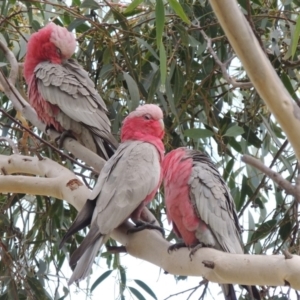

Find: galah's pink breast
<box><xmin>28</xmin><ymin>76</ymin><xmax>62</xmax><ymax>132</ymax></box>
<box><xmin>164</xmin><ymin>150</ymin><xmax>200</xmax><ymax>246</ymax></box>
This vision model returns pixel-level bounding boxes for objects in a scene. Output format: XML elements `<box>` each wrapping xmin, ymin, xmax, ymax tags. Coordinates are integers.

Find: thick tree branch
<box><xmin>209</xmin><ymin>0</ymin><xmax>300</xmax><ymax>161</ymax></box>
<box><xmin>0</xmin><ymin>154</ymin><xmax>90</xmax><ymax>211</ymax></box>
<box><xmin>0</xmin><ymin>154</ymin><xmax>300</xmax><ymax>289</ymax></box>
<box><xmin>0</xmin><ymin>40</ymin><xmax>105</xmax><ymax>172</ymax></box>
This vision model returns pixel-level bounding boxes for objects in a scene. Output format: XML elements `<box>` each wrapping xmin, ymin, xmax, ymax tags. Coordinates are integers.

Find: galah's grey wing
<box><xmin>188</xmin><ymin>151</ymin><xmax>243</xmax><ymax>254</ymax></box>
<box><xmin>69</xmin><ymin>140</ymin><xmax>161</xmax><ymax>266</ymax></box>
<box><xmin>34</xmin><ymin>60</ymin><xmax>118</xmax><ymax>151</ymax></box>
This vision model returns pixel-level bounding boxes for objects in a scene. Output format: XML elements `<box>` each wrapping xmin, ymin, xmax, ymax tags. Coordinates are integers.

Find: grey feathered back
<box><xmin>188</xmin><ymin>150</ymin><xmax>243</xmax><ymax>254</ymax></box>
<box><xmin>35</xmin><ymin>59</ymin><xmax>118</xmax><ymax>157</ymax></box>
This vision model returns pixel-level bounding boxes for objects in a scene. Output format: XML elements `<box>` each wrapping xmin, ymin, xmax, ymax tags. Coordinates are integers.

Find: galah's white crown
<box><xmin>48</xmin><ymin>23</ymin><xmax>77</xmax><ymax>58</ymax></box>
<box><xmin>129</xmin><ymin>104</ymin><xmax>163</xmax><ymax>120</ymax></box>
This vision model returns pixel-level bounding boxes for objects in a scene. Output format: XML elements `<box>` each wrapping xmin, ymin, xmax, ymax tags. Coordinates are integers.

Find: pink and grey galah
<box><xmin>162</xmin><ymin>148</ymin><xmax>259</xmax><ymax>300</ymax></box>
<box><xmin>24</xmin><ymin>22</ymin><xmax>118</xmax><ymax>158</ymax></box>
<box><xmin>59</xmin><ymin>104</ymin><xmax>165</xmax><ymax>285</ymax></box>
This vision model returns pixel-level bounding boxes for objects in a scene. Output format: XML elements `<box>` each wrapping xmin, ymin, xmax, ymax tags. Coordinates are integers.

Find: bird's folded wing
<box><xmin>34</xmin><ymin>60</ymin><xmax>118</xmax><ymax>147</ymax></box>
<box><xmin>90</xmin><ymin>140</ymin><xmax>161</xmax><ymax>234</ymax></box>
<box><xmin>188</xmin><ymin>152</ymin><xmax>243</xmax><ymax>253</ymax></box>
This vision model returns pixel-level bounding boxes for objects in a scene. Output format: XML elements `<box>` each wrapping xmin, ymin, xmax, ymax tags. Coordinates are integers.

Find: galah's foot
<box><xmin>189</xmin><ymin>243</ymin><xmax>205</xmax><ymax>261</ymax></box>
<box><xmin>168</xmin><ymin>242</ymin><xmax>187</xmax><ymax>253</ymax></box>
<box><xmin>127</xmin><ymin>220</ymin><xmax>165</xmax><ymax>237</ymax></box>
<box><xmin>55</xmin><ymin>130</ymin><xmax>75</xmax><ymax>148</ymax></box>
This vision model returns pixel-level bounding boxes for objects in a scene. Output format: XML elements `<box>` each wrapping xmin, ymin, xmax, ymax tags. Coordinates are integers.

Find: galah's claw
<box><xmin>55</xmin><ymin>130</ymin><xmax>75</xmax><ymax>148</ymax></box>
<box><xmin>168</xmin><ymin>242</ymin><xmax>187</xmax><ymax>253</ymax></box>
<box><xmin>127</xmin><ymin>220</ymin><xmax>165</xmax><ymax>237</ymax></box>
<box><xmin>189</xmin><ymin>243</ymin><xmax>205</xmax><ymax>261</ymax></box>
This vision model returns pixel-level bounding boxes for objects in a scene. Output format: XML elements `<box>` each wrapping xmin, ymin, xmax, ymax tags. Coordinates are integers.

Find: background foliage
<box><xmin>0</xmin><ymin>0</ymin><xmax>299</xmax><ymax>299</ymax></box>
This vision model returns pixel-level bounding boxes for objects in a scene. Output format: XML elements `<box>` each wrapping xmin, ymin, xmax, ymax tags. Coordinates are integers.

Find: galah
<box><xmin>163</xmin><ymin>148</ymin><xmax>253</xmax><ymax>300</ymax></box>
<box><xmin>24</xmin><ymin>22</ymin><xmax>118</xmax><ymax>158</ymax></box>
<box><xmin>60</xmin><ymin>104</ymin><xmax>165</xmax><ymax>284</ymax></box>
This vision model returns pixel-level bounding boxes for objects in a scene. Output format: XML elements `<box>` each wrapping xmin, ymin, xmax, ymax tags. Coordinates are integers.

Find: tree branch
<box><xmin>0</xmin><ymin>154</ymin><xmax>299</xmax><ymax>289</ymax></box>
<box><xmin>209</xmin><ymin>0</ymin><xmax>300</xmax><ymax>161</ymax></box>
<box><xmin>199</xmin><ymin>29</ymin><xmax>253</xmax><ymax>89</ymax></box>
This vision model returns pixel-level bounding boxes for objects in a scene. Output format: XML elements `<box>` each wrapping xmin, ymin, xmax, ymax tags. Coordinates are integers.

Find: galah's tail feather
<box><xmin>59</xmin><ymin>199</ymin><xmax>96</xmax><ymax>249</ymax></box>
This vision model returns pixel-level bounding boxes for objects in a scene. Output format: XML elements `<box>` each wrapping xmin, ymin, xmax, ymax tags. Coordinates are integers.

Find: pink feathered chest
<box><xmin>28</xmin><ymin>76</ymin><xmax>63</xmax><ymax>132</ymax></box>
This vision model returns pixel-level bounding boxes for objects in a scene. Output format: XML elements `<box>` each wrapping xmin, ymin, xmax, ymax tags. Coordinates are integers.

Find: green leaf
<box><xmin>91</xmin><ymin>270</ymin><xmax>113</xmax><ymax>292</ymax></box>
<box><xmin>174</xmin><ymin>65</ymin><xmax>184</xmax><ymax>104</ymax></box>
<box><xmin>224</xmin><ymin>125</ymin><xmax>244</xmax><ymax>137</ymax></box>
<box><xmin>80</xmin><ymin>0</ymin><xmax>99</xmax><ymax>9</ymax></box>
<box><xmin>279</xmin><ymin>219</ymin><xmax>292</xmax><ymax>241</ymax></box>
<box><xmin>68</xmin><ymin>19</ymin><xmax>86</xmax><ymax>31</ymax></box>
<box><xmin>134</xmin><ymin>280</ymin><xmax>157</xmax><ymax>300</ymax></box>
<box><xmin>242</xmin><ymin>125</ymin><xmax>262</xmax><ymax>148</ymax></box>
<box><xmin>292</xmin><ymin>15</ymin><xmax>300</xmax><ymax>58</ymax></box>
<box><xmin>26</xmin><ymin>276</ymin><xmax>52</xmax><ymax>300</ymax></box>
<box><xmin>155</xmin><ymin>0</ymin><xmax>165</xmax><ymax>45</ymax></box>
<box><xmin>123</xmin><ymin>72</ymin><xmax>140</xmax><ymax>111</ymax></box>
<box><xmin>251</xmin><ymin>219</ymin><xmax>277</xmax><ymax>242</ymax></box>
<box><xmin>247</xmin><ymin>210</ymin><xmax>255</xmax><ymax>244</ymax></box>
<box><xmin>223</xmin><ymin>158</ymin><xmax>234</xmax><ymax>181</ymax></box>
<box><xmin>280</xmin><ymin>72</ymin><xmax>298</xmax><ymax>102</ymax></box>
<box><xmin>184</xmin><ymin>128</ymin><xmax>214</xmax><ymax>139</ymax></box>
<box><xmin>119</xmin><ymin>266</ymin><xmax>126</xmax><ymax>293</ymax></box>
<box><xmin>128</xmin><ymin>286</ymin><xmax>146</xmax><ymax>300</ymax></box>
<box><xmin>136</xmin><ymin>38</ymin><xmax>159</xmax><ymax>60</ymax></box>
<box><xmin>124</xmin><ymin>0</ymin><xmax>143</xmax><ymax>13</ymax></box>
<box><xmin>7</xmin><ymin>279</ymin><xmax>18</xmax><ymax>300</ymax></box>
<box><xmin>168</xmin><ymin>0</ymin><xmax>190</xmax><ymax>24</ymax></box>
<box><xmin>159</xmin><ymin>43</ymin><xmax>167</xmax><ymax>85</ymax></box>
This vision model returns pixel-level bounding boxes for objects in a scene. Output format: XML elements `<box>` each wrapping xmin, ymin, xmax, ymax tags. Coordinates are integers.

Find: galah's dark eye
<box><xmin>144</xmin><ymin>114</ymin><xmax>151</xmax><ymax>120</ymax></box>
<box><xmin>56</xmin><ymin>47</ymin><xmax>62</xmax><ymax>56</ymax></box>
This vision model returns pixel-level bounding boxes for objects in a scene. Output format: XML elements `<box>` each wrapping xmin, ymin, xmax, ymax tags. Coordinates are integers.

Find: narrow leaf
<box><xmin>123</xmin><ymin>72</ymin><xmax>140</xmax><ymax>111</ymax></box>
<box><xmin>168</xmin><ymin>0</ymin><xmax>190</xmax><ymax>24</ymax></box>
<box><xmin>159</xmin><ymin>43</ymin><xmax>167</xmax><ymax>85</ymax></box>
<box><xmin>134</xmin><ymin>280</ymin><xmax>157</xmax><ymax>300</ymax></box>
<box><xmin>292</xmin><ymin>15</ymin><xmax>300</xmax><ymax>58</ymax></box>
<box><xmin>155</xmin><ymin>0</ymin><xmax>165</xmax><ymax>46</ymax></box>
<box><xmin>136</xmin><ymin>38</ymin><xmax>159</xmax><ymax>60</ymax></box>
<box><xmin>251</xmin><ymin>219</ymin><xmax>277</xmax><ymax>242</ymax></box>
<box><xmin>223</xmin><ymin>158</ymin><xmax>234</xmax><ymax>181</ymax></box>
<box><xmin>26</xmin><ymin>276</ymin><xmax>52</xmax><ymax>300</ymax></box>
<box><xmin>184</xmin><ymin>128</ymin><xmax>214</xmax><ymax>139</ymax></box>
<box><xmin>124</xmin><ymin>0</ymin><xmax>143</xmax><ymax>13</ymax></box>
<box><xmin>128</xmin><ymin>286</ymin><xmax>146</xmax><ymax>300</ymax></box>
<box><xmin>281</xmin><ymin>72</ymin><xmax>298</xmax><ymax>102</ymax></box>
<box><xmin>91</xmin><ymin>270</ymin><xmax>113</xmax><ymax>292</ymax></box>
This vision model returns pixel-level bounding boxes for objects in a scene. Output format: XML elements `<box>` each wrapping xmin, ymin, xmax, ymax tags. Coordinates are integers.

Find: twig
<box><xmin>0</xmin><ymin>137</ymin><xmax>19</xmax><ymax>154</ymax></box>
<box><xmin>238</xmin><ymin>139</ymin><xmax>288</xmax><ymax>217</ymax></box>
<box><xmin>200</xmin><ymin>29</ymin><xmax>253</xmax><ymax>89</ymax></box>
<box><xmin>241</xmin><ymin>155</ymin><xmax>300</xmax><ymax>202</ymax></box>
<box><xmin>0</xmin><ymin>108</ymin><xmax>95</xmax><ymax>172</ymax></box>
<box><xmin>0</xmin><ymin>40</ymin><xmax>19</xmax><ymax>85</ymax></box>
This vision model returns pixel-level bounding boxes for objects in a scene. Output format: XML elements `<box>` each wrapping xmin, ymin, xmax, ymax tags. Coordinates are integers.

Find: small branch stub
<box><xmin>202</xmin><ymin>260</ymin><xmax>215</xmax><ymax>269</ymax></box>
